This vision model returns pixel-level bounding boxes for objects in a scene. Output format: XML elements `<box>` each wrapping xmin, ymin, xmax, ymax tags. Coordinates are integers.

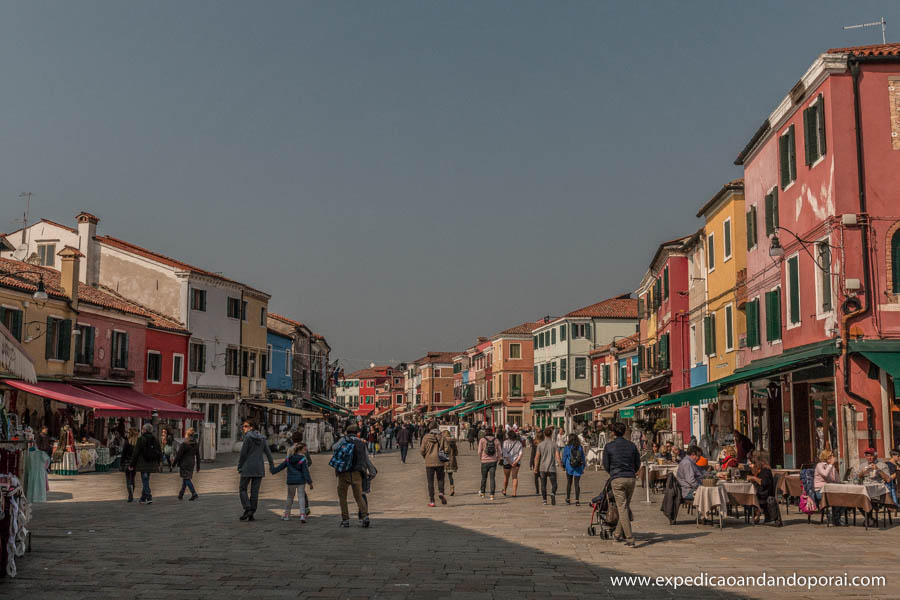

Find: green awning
<box><xmin>861</xmin><ymin>352</ymin><xmax>900</xmax><ymax>396</ymax></box>
<box><xmin>653</xmin><ymin>383</ymin><xmax>718</xmax><ymax>408</ymax></box>
<box><xmin>436</xmin><ymin>401</ymin><xmax>467</xmax><ymax>417</ymax></box>
<box><xmin>531</xmin><ymin>400</ymin><xmax>565</xmax><ymax>412</ymax></box>
<box><xmin>458</xmin><ymin>402</ymin><xmax>488</xmax><ymax>416</ymax></box>
<box><xmin>633</xmin><ymin>397</ymin><xmax>661</xmax><ymax>408</ymax></box>
<box><xmin>307</xmin><ymin>399</ymin><xmax>348</xmax><ymax>415</ymax></box>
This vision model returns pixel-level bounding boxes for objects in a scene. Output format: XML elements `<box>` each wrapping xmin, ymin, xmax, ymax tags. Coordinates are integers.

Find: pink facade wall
<box><xmin>78</xmin><ymin>312</ymin><xmax>147</xmax><ymax>389</ymax></box>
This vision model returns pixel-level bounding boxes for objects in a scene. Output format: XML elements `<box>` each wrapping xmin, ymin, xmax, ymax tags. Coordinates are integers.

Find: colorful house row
<box><xmin>1</xmin><ymin>211</ymin><xmax>339</xmax><ymax>450</ymax></box>
<box><xmin>591</xmin><ymin>43</ymin><xmax>900</xmax><ymax>475</ymax></box>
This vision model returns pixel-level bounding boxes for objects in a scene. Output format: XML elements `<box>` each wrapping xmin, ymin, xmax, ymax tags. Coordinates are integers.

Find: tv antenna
<box><xmin>843</xmin><ymin>16</ymin><xmax>887</xmax><ymax>44</ymax></box>
<box><xmin>13</xmin><ymin>192</ymin><xmax>33</xmax><ymax>246</ymax></box>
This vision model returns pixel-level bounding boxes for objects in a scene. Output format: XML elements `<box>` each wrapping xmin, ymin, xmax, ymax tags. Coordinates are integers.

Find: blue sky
<box><xmin>1</xmin><ymin>1</ymin><xmax>897</xmax><ymax>368</ymax></box>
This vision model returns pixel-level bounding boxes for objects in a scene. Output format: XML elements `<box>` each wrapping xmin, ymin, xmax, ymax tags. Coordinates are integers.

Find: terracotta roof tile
<box><xmin>564</xmin><ymin>294</ymin><xmax>638</xmax><ymax>319</ymax></box>
<box><xmin>268</xmin><ymin>313</ymin><xmax>308</xmax><ymax>330</ymax></box>
<box><xmin>37</xmin><ymin>218</ymin><xmax>77</xmax><ymax>233</ymax></box>
<box><xmin>827</xmin><ymin>43</ymin><xmax>900</xmax><ymax>56</ymax></box>
<box><xmin>413</xmin><ymin>351</ymin><xmax>460</xmax><ymax>365</ymax></box>
<box><xmin>493</xmin><ymin>321</ymin><xmax>543</xmax><ymax>337</ymax></box>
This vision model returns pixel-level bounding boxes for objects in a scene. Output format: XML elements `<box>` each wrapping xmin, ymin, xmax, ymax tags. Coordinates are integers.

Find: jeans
<box><xmin>337</xmin><ymin>471</ymin><xmax>368</xmax><ymax>521</ymax></box>
<box><xmin>124</xmin><ymin>468</ymin><xmax>136</xmax><ymax>498</ymax></box>
<box><xmin>140</xmin><ymin>471</ymin><xmax>152</xmax><ymax>501</ymax></box>
<box><xmin>400</xmin><ymin>444</ymin><xmax>409</xmax><ymax>463</ymax></box>
<box><xmin>566</xmin><ymin>473</ymin><xmax>581</xmax><ymax>501</ymax></box>
<box><xmin>179</xmin><ymin>478</ymin><xmax>196</xmax><ymax>497</ymax></box>
<box><xmin>385</xmin><ymin>436</ymin><xmax>393</xmax><ymax>449</ymax></box>
<box><xmin>368</xmin><ymin>441</ymin><xmax>376</xmax><ymax>453</ymax></box>
<box><xmin>426</xmin><ymin>466</ymin><xmax>446</xmax><ymax>502</ymax></box>
<box><xmin>683</xmin><ymin>489</ymin><xmax>695</xmax><ymax>500</ymax></box>
<box><xmin>539</xmin><ymin>471</ymin><xmax>558</xmax><ymax>500</ymax></box>
<box><xmin>447</xmin><ymin>472</ymin><xmax>454</xmax><ymax>487</ymax></box>
<box><xmin>534</xmin><ymin>470</ymin><xmax>541</xmax><ymax>494</ymax></box>
<box><xmin>286</xmin><ymin>483</ymin><xmax>307</xmax><ymax>516</ymax></box>
<box><xmin>610</xmin><ymin>477</ymin><xmax>636</xmax><ymax>541</ymax></box>
<box><xmin>480</xmin><ymin>462</ymin><xmax>498</xmax><ymax>495</ymax></box>
<box><xmin>239</xmin><ymin>476</ymin><xmax>262</xmax><ymax>513</ymax></box>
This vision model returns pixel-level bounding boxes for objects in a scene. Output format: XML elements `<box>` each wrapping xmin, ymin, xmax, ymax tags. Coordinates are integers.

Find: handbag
<box><xmin>437</xmin><ymin>438</ymin><xmax>450</xmax><ymax>462</ymax></box>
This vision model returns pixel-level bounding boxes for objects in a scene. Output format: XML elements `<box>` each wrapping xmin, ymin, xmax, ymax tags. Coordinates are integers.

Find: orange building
<box><xmin>491</xmin><ymin>321</ymin><xmax>539</xmax><ymax>427</ymax></box>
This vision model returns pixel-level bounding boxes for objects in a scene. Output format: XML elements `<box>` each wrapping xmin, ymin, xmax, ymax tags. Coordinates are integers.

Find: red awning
<box><xmin>3</xmin><ymin>379</ymin><xmax>150</xmax><ymax>418</ymax></box>
<box><xmin>354</xmin><ymin>407</ymin><xmax>375</xmax><ymax>416</ymax></box>
<box><xmin>82</xmin><ymin>385</ymin><xmax>203</xmax><ymax>420</ymax></box>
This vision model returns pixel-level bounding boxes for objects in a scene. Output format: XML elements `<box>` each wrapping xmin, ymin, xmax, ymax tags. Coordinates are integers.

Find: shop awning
<box><xmin>436</xmin><ymin>402</ymin><xmax>467</xmax><ymax>417</ymax></box>
<box><xmin>308</xmin><ymin>398</ymin><xmax>349</xmax><ymax>415</ymax></box>
<box><xmin>3</xmin><ymin>379</ymin><xmax>150</xmax><ymax>418</ymax></box>
<box><xmin>652</xmin><ymin>383</ymin><xmax>719</xmax><ymax>408</ymax></box>
<box><xmin>84</xmin><ymin>385</ymin><xmax>203</xmax><ymax>419</ymax></box>
<box><xmin>354</xmin><ymin>406</ymin><xmax>375</xmax><ymax>417</ymax></box>
<box><xmin>567</xmin><ymin>373</ymin><xmax>670</xmax><ymax>417</ymax></box>
<box><xmin>458</xmin><ymin>402</ymin><xmax>488</xmax><ymax>416</ymax></box>
<box><xmin>531</xmin><ymin>400</ymin><xmax>565</xmax><ymax>412</ymax></box>
<box><xmin>718</xmin><ymin>339</ymin><xmax>839</xmax><ymax>387</ymax></box>
<box><xmin>312</xmin><ymin>395</ymin><xmax>350</xmax><ymax>414</ymax></box>
<box><xmin>0</xmin><ymin>325</ymin><xmax>36</xmax><ymax>383</ymax></box>
<box><xmin>244</xmin><ymin>401</ymin><xmax>322</xmax><ymax>419</ymax></box>
<box><xmin>860</xmin><ymin>352</ymin><xmax>900</xmax><ymax>396</ymax></box>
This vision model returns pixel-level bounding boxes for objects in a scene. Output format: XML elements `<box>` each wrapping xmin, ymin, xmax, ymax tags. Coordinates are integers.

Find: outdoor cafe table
<box><xmin>776</xmin><ymin>473</ymin><xmax>803</xmax><ymax>497</ymax></box>
<box><xmin>718</xmin><ymin>481</ymin><xmax>761</xmax><ymax>510</ymax></box>
<box><xmin>638</xmin><ymin>463</ymin><xmax>678</xmax><ymax>488</ymax></box>
<box><xmin>820</xmin><ymin>483</ymin><xmax>895</xmax><ymax>529</ymax></box>
<box><xmin>691</xmin><ymin>485</ymin><xmax>728</xmax><ymax>529</ymax></box>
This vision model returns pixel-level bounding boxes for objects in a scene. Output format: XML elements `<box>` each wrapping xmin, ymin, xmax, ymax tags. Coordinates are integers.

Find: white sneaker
<box><xmin>282</xmin><ymin>514</ymin><xmax>290</xmax><ymax>521</ymax></box>
<box><xmin>479</xmin><ymin>492</ymin><xmax>484</xmax><ymax>498</ymax></box>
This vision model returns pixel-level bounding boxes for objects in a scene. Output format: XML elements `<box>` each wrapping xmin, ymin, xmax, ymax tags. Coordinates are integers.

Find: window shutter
<box><xmin>584</xmin><ymin>323</ymin><xmax>591</xmax><ymax>341</ymax></box>
<box><xmin>817</xmin><ymin>95</ymin><xmax>826</xmax><ymax>156</ymax></box>
<box><xmin>637</xmin><ymin>298</ymin><xmax>644</xmax><ymax>317</ymax></box>
<box><xmin>60</xmin><ymin>319</ymin><xmax>72</xmax><ymax>361</ymax></box>
<box><xmin>13</xmin><ymin>310</ymin><xmax>23</xmax><ymax>342</ymax></box>
<box><xmin>779</xmin><ymin>134</ymin><xmax>790</xmax><ymax>189</ymax></box>
<box><xmin>703</xmin><ymin>316</ymin><xmax>711</xmax><ymax>356</ymax></box>
<box><xmin>772</xmin><ymin>188</ymin><xmax>779</xmax><ymax>233</ymax></box>
<box><xmin>788</xmin><ymin>124</ymin><xmax>796</xmax><ymax>182</ymax></box>
<box><xmin>788</xmin><ymin>257</ymin><xmax>800</xmax><ymax>324</ymax></box>
<box><xmin>551</xmin><ymin>328</ymin><xmax>556</xmax><ymax>345</ymax></box>
<box><xmin>664</xmin><ymin>266</ymin><xmax>670</xmax><ymax>298</ymax></box>
<box><xmin>45</xmin><ymin>317</ymin><xmax>54</xmax><ymax>359</ymax></box>
<box><xmin>746</xmin><ymin>300</ymin><xmax>756</xmax><ymax>348</ymax></box>
<box><xmin>803</xmin><ymin>107</ymin><xmax>814</xmax><ymax>166</ymax></box>
<box><xmin>560</xmin><ymin>324</ymin><xmax>566</xmax><ymax>341</ymax></box>
<box><xmin>819</xmin><ymin>244</ymin><xmax>832</xmax><ymax>312</ymax></box>
<box><xmin>86</xmin><ymin>327</ymin><xmax>95</xmax><ymax>363</ymax></box>
<box><xmin>709</xmin><ymin>314</ymin><xmax>717</xmax><ymax>355</ymax></box>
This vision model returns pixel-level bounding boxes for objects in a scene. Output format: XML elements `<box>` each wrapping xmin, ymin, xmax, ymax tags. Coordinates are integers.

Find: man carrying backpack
<box><xmin>330</xmin><ymin>423</ymin><xmax>370</xmax><ymax>528</ymax></box>
<box><xmin>130</xmin><ymin>424</ymin><xmax>162</xmax><ymax>505</ymax></box>
<box><xmin>478</xmin><ymin>428</ymin><xmax>502</xmax><ymax>500</ymax></box>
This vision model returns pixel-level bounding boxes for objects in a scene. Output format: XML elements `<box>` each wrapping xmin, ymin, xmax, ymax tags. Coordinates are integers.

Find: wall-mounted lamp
<box><xmin>768</xmin><ymin>234</ymin><xmax>784</xmax><ymax>258</ymax></box>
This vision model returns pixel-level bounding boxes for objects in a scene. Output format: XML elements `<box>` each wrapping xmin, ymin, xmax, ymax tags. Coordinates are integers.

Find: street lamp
<box><xmin>3</xmin><ymin>267</ymin><xmax>49</xmax><ymax>303</ymax></box>
<box><xmin>768</xmin><ymin>234</ymin><xmax>784</xmax><ymax>258</ymax></box>
<box><xmin>768</xmin><ymin>226</ymin><xmax>837</xmax><ymax>272</ymax></box>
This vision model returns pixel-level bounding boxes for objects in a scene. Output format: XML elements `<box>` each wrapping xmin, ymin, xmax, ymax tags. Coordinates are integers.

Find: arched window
<box><xmin>893</xmin><ymin>229</ymin><xmax>900</xmax><ymax>294</ymax></box>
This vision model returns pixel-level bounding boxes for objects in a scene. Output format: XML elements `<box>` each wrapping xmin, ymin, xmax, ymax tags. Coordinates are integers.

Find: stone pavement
<box><xmin>5</xmin><ymin>442</ymin><xmax>899</xmax><ymax>599</ymax></box>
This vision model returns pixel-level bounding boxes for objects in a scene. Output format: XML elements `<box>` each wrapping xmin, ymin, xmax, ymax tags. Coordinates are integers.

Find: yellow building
<box><xmin>240</xmin><ymin>287</ymin><xmax>271</xmax><ymax>400</ymax></box>
<box><xmin>696</xmin><ymin>180</ymin><xmax>746</xmax><ymax>381</ymax></box>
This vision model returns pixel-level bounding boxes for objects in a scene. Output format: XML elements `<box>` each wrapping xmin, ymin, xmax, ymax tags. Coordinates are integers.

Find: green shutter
<box><xmin>724</xmin><ymin>220</ymin><xmax>732</xmax><ymax>257</ymax></box>
<box><xmin>780</xmin><ymin>134</ymin><xmax>790</xmax><ymax>189</ymax></box>
<box><xmin>817</xmin><ymin>95</ymin><xmax>826</xmax><ymax>157</ymax></box>
<box><xmin>12</xmin><ymin>310</ymin><xmax>23</xmax><ymax>342</ymax></box>
<box><xmin>584</xmin><ymin>323</ymin><xmax>591</xmax><ymax>340</ymax></box>
<box><xmin>560</xmin><ymin>324</ymin><xmax>566</xmax><ymax>341</ymax></box>
<box><xmin>789</xmin><ymin>125</ymin><xmax>796</xmax><ymax>182</ymax></box>
<box><xmin>534</xmin><ymin>366</ymin><xmax>538</xmax><ymax>382</ymax></box>
<box><xmin>703</xmin><ymin>316</ymin><xmax>711</xmax><ymax>356</ymax></box>
<box><xmin>747</xmin><ymin>208</ymin><xmax>754</xmax><ymax>250</ymax></box>
<box><xmin>663</xmin><ymin>266</ymin><xmax>670</xmax><ymax>299</ymax></box>
<box><xmin>560</xmin><ymin>358</ymin><xmax>566</xmax><ymax>380</ymax></box>
<box><xmin>708</xmin><ymin>235</ymin><xmax>715</xmax><ymax>270</ymax></box>
<box><xmin>709</xmin><ymin>314</ymin><xmax>717</xmax><ymax>355</ymax></box>
<box><xmin>60</xmin><ymin>319</ymin><xmax>72</xmax><ymax>361</ymax></box>
<box><xmin>86</xmin><ymin>327</ymin><xmax>95</xmax><ymax>363</ymax></box>
<box><xmin>803</xmin><ymin>107</ymin><xmax>814</xmax><ymax>166</ymax></box>
<box><xmin>892</xmin><ymin>232</ymin><xmax>900</xmax><ymax>294</ymax></box>
<box><xmin>766</xmin><ymin>290</ymin><xmax>783</xmax><ymax>342</ymax></box>
<box><xmin>746</xmin><ymin>299</ymin><xmax>758</xmax><ymax>348</ymax></box>
<box><xmin>725</xmin><ymin>307</ymin><xmax>734</xmax><ymax>350</ymax></box>
<box><xmin>45</xmin><ymin>317</ymin><xmax>54</xmax><ymax>359</ymax></box>
<box><xmin>551</xmin><ymin>328</ymin><xmax>556</xmax><ymax>345</ymax></box>
<box><xmin>788</xmin><ymin>256</ymin><xmax>800</xmax><ymax>324</ymax></box>
<box><xmin>819</xmin><ymin>243</ymin><xmax>832</xmax><ymax>312</ymax></box>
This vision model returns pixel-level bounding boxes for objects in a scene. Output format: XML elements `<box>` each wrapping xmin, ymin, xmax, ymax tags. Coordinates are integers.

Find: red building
<box><xmin>144</xmin><ymin>322</ymin><xmax>190</xmax><ymax>408</ymax></box>
<box><xmin>351</xmin><ymin>366</ymin><xmax>393</xmax><ymax>417</ymax></box>
<box><xmin>734</xmin><ymin>43</ymin><xmax>900</xmax><ymax>466</ymax></box>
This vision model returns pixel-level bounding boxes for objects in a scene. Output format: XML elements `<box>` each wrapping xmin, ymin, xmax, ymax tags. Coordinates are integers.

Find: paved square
<box><xmin>6</xmin><ymin>444</ymin><xmax>898</xmax><ymax>599</ymax></box>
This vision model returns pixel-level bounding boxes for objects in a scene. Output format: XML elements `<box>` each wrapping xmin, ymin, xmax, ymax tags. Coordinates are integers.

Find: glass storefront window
<box><xmin>220</xmin><ymin>404</ymin><xmax>233</xmax><ymax>439</ymax></box>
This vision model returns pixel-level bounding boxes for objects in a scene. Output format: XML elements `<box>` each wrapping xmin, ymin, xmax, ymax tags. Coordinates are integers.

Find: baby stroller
<box><xmin>587</xmin><ymin>479</ymin><xmax>618</xmax><ymax>539</ymax></box>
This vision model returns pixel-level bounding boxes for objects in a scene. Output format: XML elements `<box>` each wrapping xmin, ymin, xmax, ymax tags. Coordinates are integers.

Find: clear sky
<box><xmin>2</xmin><ymin>1</ymin><xmax>897</xmax><ymax>370</ymax></box>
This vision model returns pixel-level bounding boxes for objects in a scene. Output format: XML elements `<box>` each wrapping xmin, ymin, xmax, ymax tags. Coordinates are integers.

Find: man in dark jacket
<box><xmin>173</xmin><ymin>429</ymin><xmax>201</xmax><ymax>501</ymax></box>
<box><xmin>334</xmin><ymin>423</ymin><xmax>370</xmax><ymax>528</ymax></box>
<box><xmin>602</xmin><ymin>422</ymin><xmax>640</xmax><ymax>547</ymax></box>
<box><xmin>130</xmin><ymin>424</ymin><xmax>162</xmax><ymax>504</ymax></box>
<box><xmin>237</xmin><ymin>420</ymin><xmax>275</xmax><ymax>521</ymax></box>
<box><xmin>396</xmin><ymin>423</ymin><xmax>412</xmax><ymax>464</ymax></box>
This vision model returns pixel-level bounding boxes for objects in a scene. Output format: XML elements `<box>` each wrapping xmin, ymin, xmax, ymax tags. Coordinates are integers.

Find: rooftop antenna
<box><xmin>843</xmin><ymin>16</ymin><xmax>887</xmax><ymax>44</ymax></box>
<box><xmin>14</xmin><ymin>192</ymin><xmax>32</xmax><ymax>245</ymax></box>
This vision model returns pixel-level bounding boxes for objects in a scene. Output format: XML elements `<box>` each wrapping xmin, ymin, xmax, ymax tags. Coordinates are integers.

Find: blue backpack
<box><xmin>329</xmin><ymin>438</ymin><xmax>356</xmax><ymax>473</ymax></box>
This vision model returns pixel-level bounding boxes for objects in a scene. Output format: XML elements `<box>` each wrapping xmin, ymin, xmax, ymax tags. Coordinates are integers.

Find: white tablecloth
<box><xmin>692</xmin><ymin>485</ymin><xmax>728</xmax><ymax>519</ymax></box>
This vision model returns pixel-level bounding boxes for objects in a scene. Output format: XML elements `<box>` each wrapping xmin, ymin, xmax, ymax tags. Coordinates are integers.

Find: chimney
<box><xmin>58</xmin><ymin>246</ymin><xmax>83</xmax><ymax>306</ymax></box>
<box><xmin>76</xmin><ymin>212</ymin><xmax>100</xmax><ymax>285</ymax></box>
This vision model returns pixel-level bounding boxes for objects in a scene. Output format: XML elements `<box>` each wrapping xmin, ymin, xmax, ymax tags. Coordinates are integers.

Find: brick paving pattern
<box><xmin>6</xmin><ymin>444</ymin><xmax>899</xmax><ymax>599</ymax></box>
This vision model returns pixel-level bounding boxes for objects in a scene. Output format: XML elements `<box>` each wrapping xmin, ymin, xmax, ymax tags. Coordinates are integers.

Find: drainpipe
<box><xmin>841</xmin><ymin>56</ymin><xmax>878</xmax><ymax>449</ymax></box>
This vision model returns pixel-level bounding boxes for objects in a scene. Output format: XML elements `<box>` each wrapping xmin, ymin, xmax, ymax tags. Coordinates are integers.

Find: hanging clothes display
<box><xmin>0</xmin><ymin>445</ymin><xmax>30</xmax><ymax>579</ymax></box>
<box><xmin>23</xmin><ymin>448</ymin><xmax>50</xmax><ymax>503</ymax></box>
<box><xmin>304</xmin><ymin>422</ymin><xmax>320</xmax><ymax>453</ymax></box>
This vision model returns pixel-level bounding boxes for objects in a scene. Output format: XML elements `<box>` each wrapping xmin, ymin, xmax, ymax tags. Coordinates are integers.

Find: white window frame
<box><xmin>509</xmin><ymin>373</ymin><xmax>522</xmax><ymax>397</ymax></box>
<box><xmin>781</xmin><ymin>128</ymin><xmax>797</xmax><ymax>191</ymax></box>
<box><xmin>723</xmin><ymin>218</ymin><xmax>733</xmax><ymax>262</ymax></box>
<box><xmin>172</xmin><ymin>353</ymin><xmax>184</xmax><ymax>384</ymax></box>
<box><xmin>724</xmin><ymin>303</ymin><xmax>735</xmax><ymax>352</ymax></box>
<box><xmin>508</xmin><ymin>343</ymin><xmax>521</xmax><ymax>360</ymax></box>
<box><xmin>111</xmin><ymin>329</ymin><xmax>129</xmax><ymax>370</ymax></box>
<box><xmin>690</xmin><ymin>324</ymin><xmax>698</xmax><ymax>365</ymax></box>
<box><xmin>814</xmin><ymin>237</ymin><xmax>834</xmax><ymax>320</ymax></box>
<box><xmin>37</xmin><ymin>243</ymin><xmax>56</xmax><ymax>267</ymax></box>
<box><xmin>266</xmin><ymin>344</ymin><xmax>273</xmax><ymax>373</ymax></box>
<box><xmin>809</xmin><ymin>95</ymin><xmax>826</xmax><ymax>169</ymax></box>
<box><xmin>146</xmin><ymin>350</ymin><xmax>162</xmax><ymax>383</ymax></box>
<box><xmin>786</xmin><ymin>252</ymin><xmax>802</xmax><ymax>330</ymax></box>
<box><xmin>707</xmin><ymin>232</ymin><xmax>716</xmax><ymax>272</ymax></box>
<box><xmin>226</xmin><ymin>297</ymin><xmax>241</xmax><ymax>320</ymax></box>
<box><xmin>592</xmin><ymin>364</ymin><xmax>598</xmax><ymax>388</ymax></box>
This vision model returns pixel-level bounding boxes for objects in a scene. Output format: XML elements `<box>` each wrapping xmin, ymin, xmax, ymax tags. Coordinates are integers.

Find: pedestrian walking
<box><xmin>161</xmin><ymin>428</ymin><xmax>176</xmax><ymax>472</ymax></box>
<box><xmin>237</xmin><ymin>419</ymin><xmax>275</xmax><ymax>522</ymax></box>
<box><xmin>367</xmin><ymin>429</ymin><xmax>377</xmax><ymax>454</ymax></box>
<box><xmin>441</xmin><ymin>429</ymin><xmax>459</xmax><ymax>496</ymax></box>
<box><xmin>421</xmin><ymin>422</ymin><xmax>449</xmax><ymax>507</ymax></box>
<box><xmin>562</xmin><ymin>433</ymin><xmax>585</xmax><ymax>505</ymax></box>
<box><xmin>385</xmin><ymin>424</ymin><xmax>394</xmax><ymax>450</ymax></box>
<box><xmin>130</xmin><ymin>424</ymin><xmax>162</xmax><ymax>505</ymax></box>
<box><xmin>478</xmin><ymin>428</ymin><xmax>502</xmax><ymax>500</ymax></box>
<box><xmin>173</xmin><ymin>427</ymin><xmax>200</xmax><ymax>501</ymax></box>
<box><xmin>533</xmin><ymin>427</ymin><xmax>560</xmax><ymax>505</ymax></box>
<box><xmin>330</xmin><ymin>423</ymin><xmax>371</xmax><ymax>528</ymax></box>
<box><xmin>501</xmin><ymin>431</ymin><xmax>524</xmax><ymax>497</ymax></box>
<box><xmin>360</xmin><ymin>452</ymin><xmax>377</xmax><ymax>518</ymax></box>
<box><xmin>467</xmin><ymin>423</ymin><xmax>478</xmax><ymax>451</ymax></box>
<box><xmin>529</xmin><ymin>432</ymin><xmax>543</xmax><ymax>495</ymax></box>
<box><xmin>121</xmin><ymin>427</ymin><xmax>139</xmax><ymax>502</ymax></box>
<box><xmin>602</xmin><ymin>422</ymin><xmax>640</xmax><ymax>547</ymax></box>
<box><xmin>396</xmin><ymin>422</ymin><xmax>412</xmax><ymax>463</ymax></box>
<box><xmin>272</xmin><ymin>441</ymin><xmax>314</xmax><ymax>522</ymax></box>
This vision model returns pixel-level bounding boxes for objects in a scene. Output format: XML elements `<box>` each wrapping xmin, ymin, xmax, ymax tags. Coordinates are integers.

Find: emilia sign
<box><xmin>0</xmin><ymin>323</ymin><xmax>37</xmax><ymax>384</ymax></box>
<box><xmin>566</xmin><ymin>373</ymin><xmax>669</xmax><ymax>417</ymax></box>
